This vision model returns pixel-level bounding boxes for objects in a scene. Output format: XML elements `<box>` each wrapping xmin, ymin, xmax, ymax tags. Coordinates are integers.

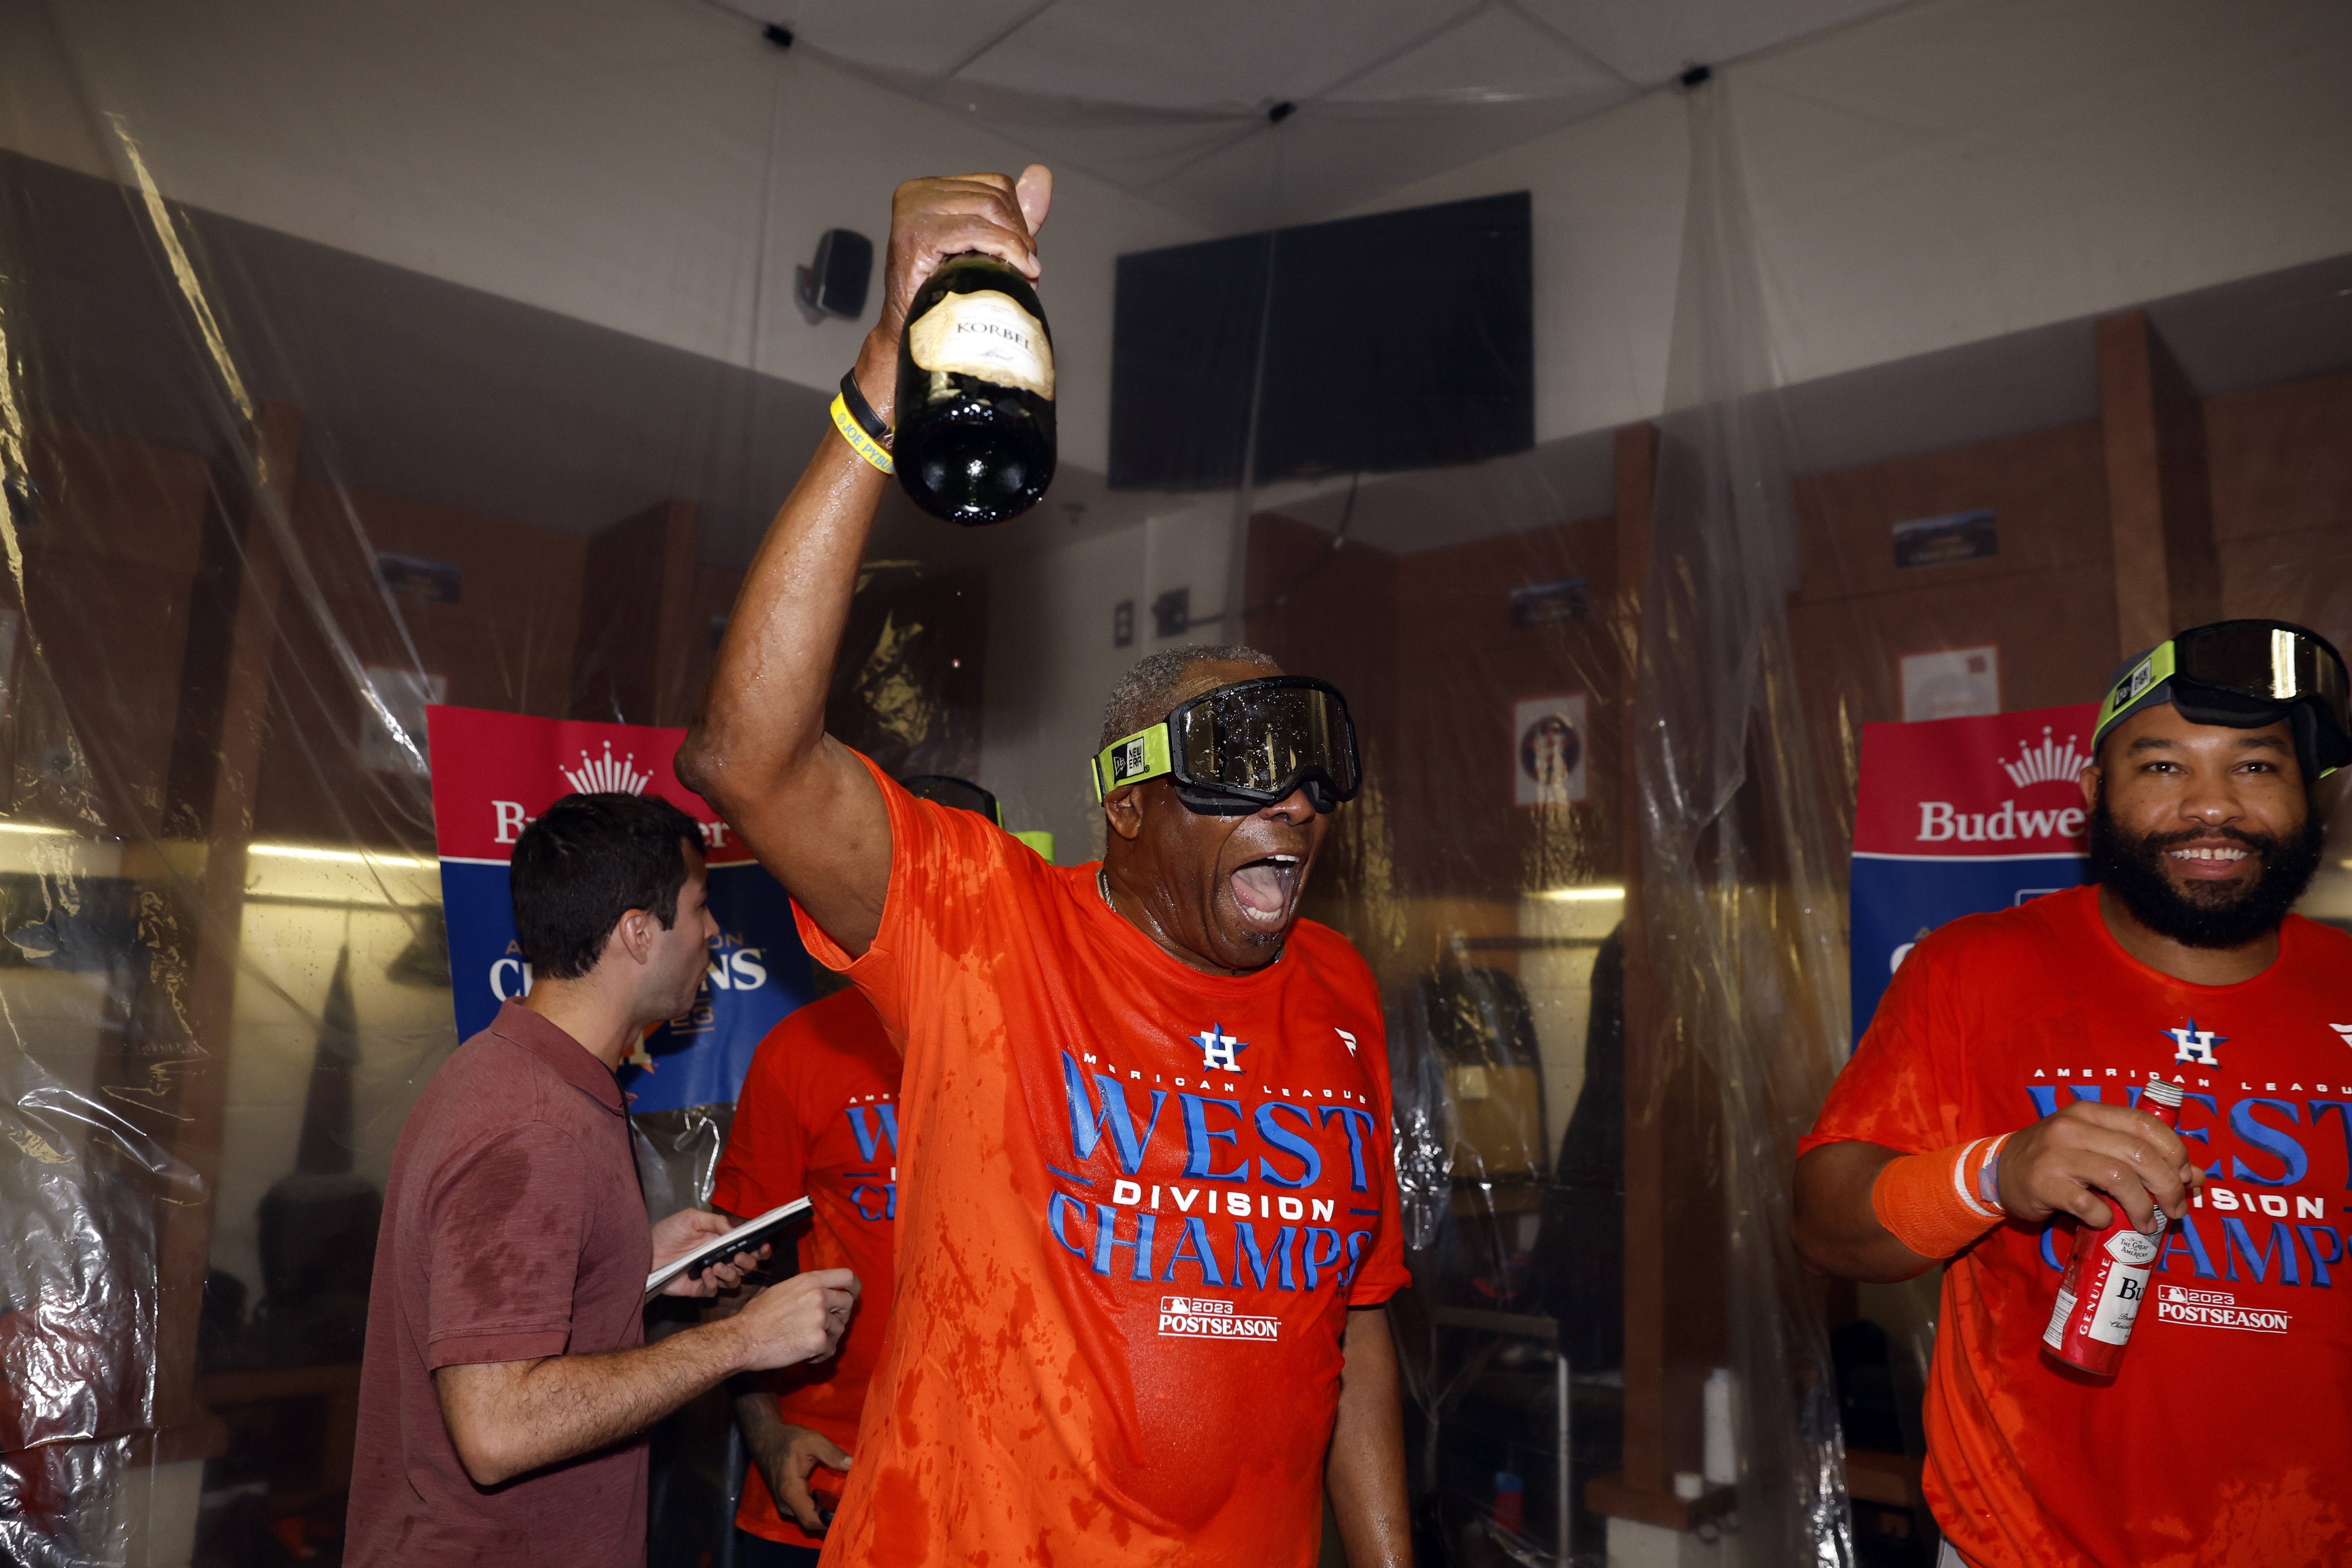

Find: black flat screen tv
<box><xmin>1110</xmin><ymin>191</ymin><xmax>1533</xmax><ymax>490</ymax></box>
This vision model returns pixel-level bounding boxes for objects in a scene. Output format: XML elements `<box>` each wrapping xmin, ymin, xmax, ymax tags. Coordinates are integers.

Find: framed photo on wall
<box><xmin>1899</xmin><ymin>645</ymin><xmax>2001</xmax><ymax>723</ymax></box>
<box><xmin>1512</xmin><ymin>693</ymin><xmax>1588</xmax><ymax>806</ymax></box>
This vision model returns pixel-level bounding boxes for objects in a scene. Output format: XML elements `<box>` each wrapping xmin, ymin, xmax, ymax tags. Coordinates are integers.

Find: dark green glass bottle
<box><xmin>893</xmin><ymin>255</ymin><xmax>1056</xmax><ymax>526</ymax></box>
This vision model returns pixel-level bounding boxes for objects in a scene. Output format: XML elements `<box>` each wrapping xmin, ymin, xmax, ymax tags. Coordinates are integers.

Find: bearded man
<box><xmin>1793</xmin><ymin>619</ymin><xmax>2352</xmax><ymax>1568</ymax></box>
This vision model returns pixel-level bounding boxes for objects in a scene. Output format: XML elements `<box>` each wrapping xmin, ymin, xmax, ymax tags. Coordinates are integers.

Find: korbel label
<box><xmin>909</xmin><ymin>289</ymin><xmax>1054</xmax><ymax>400</ymax></box>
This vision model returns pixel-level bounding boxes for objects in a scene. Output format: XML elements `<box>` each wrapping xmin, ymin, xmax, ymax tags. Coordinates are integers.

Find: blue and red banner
<box><xmin>424</xmin><ymin>705</ymin><xmax>815</xmax><ymax>1111</ymax></box>
<box><xmin>1849</xmin><ymin>702</ymin><xmax>2100</xmax><ymax>1043</ymax></box>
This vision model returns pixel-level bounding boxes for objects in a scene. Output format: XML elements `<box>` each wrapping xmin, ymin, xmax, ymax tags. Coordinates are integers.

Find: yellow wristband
<box><xmin>831</xmin><ymin>393</ymin><xmax>894</xmax><ymax>474</ymax></box>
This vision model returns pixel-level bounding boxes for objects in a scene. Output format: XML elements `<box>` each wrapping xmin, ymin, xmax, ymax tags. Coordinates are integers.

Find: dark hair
<box><xmin>511</xmin><ymin>793</ymin><xmax>704</xmax><ymax>981</ymax></box>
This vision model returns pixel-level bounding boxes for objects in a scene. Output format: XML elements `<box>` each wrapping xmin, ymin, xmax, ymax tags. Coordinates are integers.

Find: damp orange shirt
<box><xmin>793</xmin><ymin>758</ymin><xmax>1409</xmax><ymax>1568</ymax></box>
<box><xmin>1801</xmin><ymin>885</ymin><xmax>2352</xmax><ymax>1568</ymax></box>
<box><xmin>709</xmin><ymin>989</ymin><xmax>902</xmax><ymax>1551</ymax></box>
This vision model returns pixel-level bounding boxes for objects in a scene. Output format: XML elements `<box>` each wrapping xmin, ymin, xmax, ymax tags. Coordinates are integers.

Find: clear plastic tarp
<box><xmin>4</xmin><ymin>2</ymin><xmax>2350</xmax><ymax>1565</ymax></box>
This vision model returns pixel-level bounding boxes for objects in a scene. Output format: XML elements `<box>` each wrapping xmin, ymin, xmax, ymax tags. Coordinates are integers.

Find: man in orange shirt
<box><xmin>677</xmin><ymin>168</ymin><xmax>1412</xmax><ymax>1567</ymax></box>
<box><xmin>1794</xmin><ymin>620</ymin><xmax>2352</xmax><ymax>1567</ymax></box>
<box><xmin>710</xmin><ymin>777</ymin><xmax>1004</xmax><ymax>1566</ymax></box>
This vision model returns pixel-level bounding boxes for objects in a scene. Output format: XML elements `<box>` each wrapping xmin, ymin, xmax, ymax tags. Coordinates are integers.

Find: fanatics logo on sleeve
<box><xmin>1158</xmin><ymin>1296</ymin><xmax>1280</xmax><ymax>1341</ymax></box>
<box><xmin>2332</xmin><ymin>1024</ymin><xmax>2352</xmax><ymax>1049</ymax></box>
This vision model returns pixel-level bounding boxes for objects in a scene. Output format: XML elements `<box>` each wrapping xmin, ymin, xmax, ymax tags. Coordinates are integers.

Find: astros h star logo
<box><xmin>2166</xmin><ymin>1018</ymin><xmax>2225</xmax><ymax>1067</ymax></box>
<box><xmin>1191</xmin><ymin>1023</ymin><xmax>1252</xmax><ymax>1074</ymax></box>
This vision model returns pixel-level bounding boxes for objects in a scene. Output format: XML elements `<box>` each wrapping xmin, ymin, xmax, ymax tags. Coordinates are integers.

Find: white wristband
<box><xmin>1975</xmin><ymin>1132</ymin><xmax>2010</xmax><ymax>1214</ymax></box>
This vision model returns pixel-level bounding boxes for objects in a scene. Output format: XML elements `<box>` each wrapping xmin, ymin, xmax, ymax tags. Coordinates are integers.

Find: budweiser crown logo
<box><xmin>562</xmin><ymin>742</ymin><xmax>652</xmax><ymax>795</ymax></box>
<box><xmin>1997</xmin><ymin>727</ymin><xmax>2088</xmax><ymax>789</ymax></box>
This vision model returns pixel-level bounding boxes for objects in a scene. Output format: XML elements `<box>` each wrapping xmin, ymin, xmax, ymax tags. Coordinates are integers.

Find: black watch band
<box><xmin>839</xmin><ymin>370</ymin><xmax>891</xmax><ymax>445</ymax></box>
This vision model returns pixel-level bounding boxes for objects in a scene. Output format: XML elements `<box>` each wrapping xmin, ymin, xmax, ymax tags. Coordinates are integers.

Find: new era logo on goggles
<box><xmin>1092</xmin><ymin>676</ymin><xmax>1362</xmax><ymax>816</ymax></box>
<box><xmin>2093</xmin><ymin>619</ymin><xmax>2351</xmax><ymax>780</ymax></box>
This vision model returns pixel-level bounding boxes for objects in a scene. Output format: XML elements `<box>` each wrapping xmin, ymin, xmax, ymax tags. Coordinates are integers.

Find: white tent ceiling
<box><xmin>710</xmin><ymin>0</ymin><xmax>1921</xmax><ymax>229</ymax></box>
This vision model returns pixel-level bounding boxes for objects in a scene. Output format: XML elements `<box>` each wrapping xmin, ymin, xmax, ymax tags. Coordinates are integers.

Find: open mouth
<box><xmin>1230</xmin><ymin>854</ymin><xmax>1302</xmax><ymax>925</ymax></box>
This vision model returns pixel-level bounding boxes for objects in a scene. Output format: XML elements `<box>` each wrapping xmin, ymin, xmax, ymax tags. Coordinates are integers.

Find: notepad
<box><xmin>643</xmin><ymin>1197</ymin><xmax>811</xmax><ymax>1296</ymax></box>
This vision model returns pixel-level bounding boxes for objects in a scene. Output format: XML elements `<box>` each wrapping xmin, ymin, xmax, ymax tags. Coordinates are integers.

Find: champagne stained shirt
<box><xmin>797</xmin><ymin>758</ymin><xmax>1409</xmax><ymax>1568</ymax></box>
<box><xmin>1800</xmin><ymin>885</ymin><xmax>2352</xmax><ymax>1568</ymax></box>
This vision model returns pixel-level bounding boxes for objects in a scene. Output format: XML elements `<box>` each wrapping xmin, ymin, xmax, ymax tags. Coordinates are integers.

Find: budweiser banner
<box><xmin>1849</xmin><ymin>701</ymin><xmax>2100</xmax><ymax>1043</ymax></box>
<box><xmin>425</xmin><ymin>705</ymin><xmax>815</xmax><ymax>1112</ymax></box>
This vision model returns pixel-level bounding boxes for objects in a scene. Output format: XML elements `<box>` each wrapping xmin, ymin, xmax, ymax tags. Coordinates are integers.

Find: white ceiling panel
<box><xmin>952</xmin><ymin>0</ymin><xmax>1475</xmax><ymax>111</ymax></box>
<box><xmin>716</xmin><ymin>0</ymin><xmax>1050</xmax><ymax>81</ymax></box>
<box><xmin>1515</xmin><ymin>0</ymin><xmax>1917</xmax><ymax>85</ymax></box>
<box><xmin>1328</xmin><ymin>4</ymin><xmax>1628</xmax><ymax>103</ymax></box>
<box><xmin>710</xmin><ymin>0</ymin><xmax>1932</xmax><ymax>231</ymax></box>
<box><xmin>1143</xmin><ymin>96</ymin><xmax>1617</xmax><ymax>230</ymax></box>
<box><xmin>996</xmin><ymin>116</ymin><xmax>1264</xmax><ymax>204</ymax></box>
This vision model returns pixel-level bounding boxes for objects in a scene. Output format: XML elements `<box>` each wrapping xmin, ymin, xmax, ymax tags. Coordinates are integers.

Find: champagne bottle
<box><xmin>893</xmin><ymin>254</ymin><xmax>1056</xmax><ymax>525</ymax></box>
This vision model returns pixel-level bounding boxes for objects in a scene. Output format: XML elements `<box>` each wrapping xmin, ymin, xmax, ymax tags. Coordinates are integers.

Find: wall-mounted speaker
<box><xmin>797</xmin><ymin>228</ymin><xmax>873</xmax><ymax>321</ymax></box>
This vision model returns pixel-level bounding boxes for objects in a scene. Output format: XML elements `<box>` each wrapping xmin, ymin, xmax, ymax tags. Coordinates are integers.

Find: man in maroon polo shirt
<box><xmin>346</xmin><ymin>793</ymin><xmax>858</xmax><ymax>1566</ymax></box>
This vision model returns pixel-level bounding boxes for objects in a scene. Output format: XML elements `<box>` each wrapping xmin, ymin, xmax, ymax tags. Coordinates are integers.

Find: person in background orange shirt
<box><xmin>677</xmin><ymin>166</ymin><xmax>1412</xmax><ymax>1568</ymax></box>
<box><xmin>709</xmin><ymin>776</ymin><xmax>1006</xmax><ymax>1567</ymax></box>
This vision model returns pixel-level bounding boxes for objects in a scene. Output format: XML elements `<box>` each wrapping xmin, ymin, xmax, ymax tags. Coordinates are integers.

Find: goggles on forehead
<box><xmin>1091</xmin><ymin>675</ymin><xmax>1362</xmax><ymax>816</ymax></box>
<box><xmin>2093</xmin><ymin>618</ymin><xmax>2351</xmax><ymax>780</ymax></box>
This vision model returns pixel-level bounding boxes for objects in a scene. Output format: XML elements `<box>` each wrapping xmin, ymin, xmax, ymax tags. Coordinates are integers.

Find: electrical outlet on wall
<box><xmin>1150</xmin><ymin>587</ymin><xmax>1191</xmax><ymax>640</ymax></box>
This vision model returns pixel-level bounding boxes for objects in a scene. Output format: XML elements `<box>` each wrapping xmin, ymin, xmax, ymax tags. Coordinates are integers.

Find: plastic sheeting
<box><xmin>6</xmin><ymin>5</ymin><xmax>2352</xmax><ymax>1568</ymax></box>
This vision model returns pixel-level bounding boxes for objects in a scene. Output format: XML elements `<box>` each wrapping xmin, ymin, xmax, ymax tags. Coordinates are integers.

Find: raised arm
<box><xmin>675</xmin><ymin>168</ymin><xmax>1051</xmax><ymax>956</ymax></box>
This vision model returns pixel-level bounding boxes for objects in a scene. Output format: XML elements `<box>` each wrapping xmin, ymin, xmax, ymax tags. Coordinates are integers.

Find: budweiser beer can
<box><xmin>2042</xmin><ymin>1078</ymin><xmax>2185</xmax><ymax>1378</ymax></box>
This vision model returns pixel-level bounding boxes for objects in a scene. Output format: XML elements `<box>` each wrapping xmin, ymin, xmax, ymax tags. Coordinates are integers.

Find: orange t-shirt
<box><xmin>709</xmin><ymin>989</ymin><xmax>902</xmax><ymax>1550</ymax></box>
<box><xmin>793</xmin><ymin>758</ymin><xmax>1409</xmax><ymax>1568</ymax></box>
<box><xmin>1801</xmin><ymin>884</ymin><xmax>2352</xmax><ymax>1568</ymax></box>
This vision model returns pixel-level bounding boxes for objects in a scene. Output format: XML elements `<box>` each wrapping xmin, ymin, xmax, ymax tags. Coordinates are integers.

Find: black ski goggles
<box><xmin>1091</xmin><ymin>676</ymin><xmax>1362</xmax><ymax>816</ymax></box>
<box><xmin>2093</xmin><ymin>619</ymin><xmax>2351</xmax><ymax>780</ymax></box>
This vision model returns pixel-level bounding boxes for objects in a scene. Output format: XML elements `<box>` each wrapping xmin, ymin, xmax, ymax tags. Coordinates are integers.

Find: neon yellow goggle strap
<box><xmin>2092</xmin><ymin>640</ymin><xmax>2178</xmax><ymax>750</ymax></box>
<box><xmin>1091</xmin><ymin>724</ymin><xmax>1174</xmax><ymax>802</ymax></box>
